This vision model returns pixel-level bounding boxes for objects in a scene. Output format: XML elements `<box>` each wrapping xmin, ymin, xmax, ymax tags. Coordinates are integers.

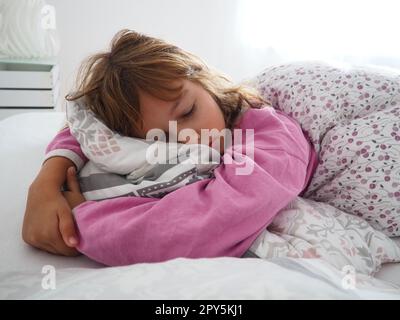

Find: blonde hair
<box><xmin>64</xmin><ymin>29</ymin><xmax>269</xmax><ymax>136</ymax></box>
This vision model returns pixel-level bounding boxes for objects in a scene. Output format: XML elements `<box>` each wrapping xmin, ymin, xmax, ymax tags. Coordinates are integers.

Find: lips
<box><xmin>209</xmin><ymin>137</ymin><xmax>217</xmax><ymax>147</ymax></box>
<box><xmin>209</xmin><ymin>137</ymin><xmax>224</xmax><ymax>151</ymax></box>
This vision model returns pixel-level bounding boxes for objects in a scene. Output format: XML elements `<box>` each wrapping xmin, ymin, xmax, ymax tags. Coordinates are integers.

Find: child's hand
<box><xmin>62</xmin><ymin>167</ymin><xmax>86</xmax><ymax>210</ymax></box>
<box><xmin>22</xmin><ymin>176</ymin><xmax>81</xmax><ymax>257</ymax></box>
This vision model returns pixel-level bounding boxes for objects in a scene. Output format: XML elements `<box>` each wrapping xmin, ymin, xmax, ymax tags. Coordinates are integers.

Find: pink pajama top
<box><xmin>43</xmin><ymin>106</ymin><xmax>318</xmax><ymax>266</ymax></box>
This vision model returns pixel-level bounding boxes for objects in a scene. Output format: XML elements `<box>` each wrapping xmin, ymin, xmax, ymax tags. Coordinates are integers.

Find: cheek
<box><xmin>213</xmin><ymin>106</ymin><xmax>226</xmax><ymax>130</ymax></box>
<box><xmin>200</xmin><ymin>110</ymin><xmax>223</xmax><ymax>131</ymax></box>
<box><xmin>191</xmin><ymin>101</ymin><xmax>225</xmax><ymax>132</ymax></box>
<box><xmin>203</xmin><ymin>100</ymin><xmax>224</xmax><ymax>126</ymax></box>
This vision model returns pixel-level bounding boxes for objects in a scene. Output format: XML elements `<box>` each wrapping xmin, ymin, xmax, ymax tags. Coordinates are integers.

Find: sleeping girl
<box><xmin>22</xmin><ymin>29</ymin><xmax>318</xmax><ymax>265</ymax></box>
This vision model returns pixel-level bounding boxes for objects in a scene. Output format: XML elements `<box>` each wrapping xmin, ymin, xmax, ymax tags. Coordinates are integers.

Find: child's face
<box><xmin>135</xmin><ymin>79</ymin><xmax>227</xmax><ymax>154</ymax></box>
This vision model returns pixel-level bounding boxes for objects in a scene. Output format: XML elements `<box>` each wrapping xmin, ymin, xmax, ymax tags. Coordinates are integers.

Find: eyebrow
<box><xmin>170</xmin><ymin>89</ymin><xmax>187</xmax><ymax>115</ymax></box>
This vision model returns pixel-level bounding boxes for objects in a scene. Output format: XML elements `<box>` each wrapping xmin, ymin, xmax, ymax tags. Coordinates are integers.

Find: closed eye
<box><xmin>182</xmin><ymin>104</ymin><xmax>196</xmax><ymax>118</ymax></box>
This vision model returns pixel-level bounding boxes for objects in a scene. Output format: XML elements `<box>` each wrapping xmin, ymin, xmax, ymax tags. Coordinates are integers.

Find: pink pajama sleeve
<box><xmin>44</xmin><ymin>107</ymin><xmax>313</xmax><ymax>266</ymax></box>
<box><xmin>43</xmin><ymin>127</ymin><xmax>89</xmax><ymax>171</ymax></box>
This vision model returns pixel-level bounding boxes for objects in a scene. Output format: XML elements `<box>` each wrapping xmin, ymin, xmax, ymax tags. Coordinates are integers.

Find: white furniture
<box><xmin>0</xmin><ymin>57</ymin><xmax>60</xmax><ymax>120</ymax></box>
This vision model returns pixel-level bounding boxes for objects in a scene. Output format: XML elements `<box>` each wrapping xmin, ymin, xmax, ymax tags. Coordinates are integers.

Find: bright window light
<box><xmin>237</xmin><ymin>0</ymin><xmax>400</xmax><ymax>66</ymax></box>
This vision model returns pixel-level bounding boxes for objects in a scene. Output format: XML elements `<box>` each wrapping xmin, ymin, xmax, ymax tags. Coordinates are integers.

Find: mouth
<box><xmin>208</xmin><ymin>137</ymin><xmax>216</xmax><ymax>147</ymax></box>
<box><xmin>208</xmin><ymin>137</ymin><xmax>224</xmax><ymax>153</ymax></box>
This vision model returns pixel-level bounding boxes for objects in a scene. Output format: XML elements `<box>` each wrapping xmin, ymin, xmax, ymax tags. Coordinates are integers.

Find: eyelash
<box><xmin>182</xmin><ymin>104</ymin><xmax>196</xmax><ymax>118</ymax></box>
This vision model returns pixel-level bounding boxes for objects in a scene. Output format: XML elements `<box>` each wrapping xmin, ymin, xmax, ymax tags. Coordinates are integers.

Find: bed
<box><xmin>1</xmin><ymin>62</ymin><xmax>400</xmax><ymax>299</ymax></box>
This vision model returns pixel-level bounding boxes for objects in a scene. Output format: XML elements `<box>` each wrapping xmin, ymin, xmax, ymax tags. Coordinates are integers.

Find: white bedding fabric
<box><xmin>0</xmin><ymin>111</ymin><xmax>399</xmax><ymax>299</ymax></box>
<box><xmin>66</xmin><ymin>98</ymin><xmax>221</xmax><ymax>200</ymax></box>
<box><xmin>1</xmin><ymin>257</ymin><xmax>400</xmax><ymax>300</ymax></box>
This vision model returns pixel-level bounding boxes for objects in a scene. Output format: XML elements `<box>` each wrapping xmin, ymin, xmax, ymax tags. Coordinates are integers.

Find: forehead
<box><xmin>139</xmin><ymin>79</ymin><xmax>186</xmax><ymax>107</ymax></box>
<box><xmin>136</xmin><ymin>80</ymin><xmax>191</xmax><ymax>136</ymax></box>
<box><xmin>139</xmin><ymin>83</ymin><xmax>187</xmax><ymax>116</ymax></box>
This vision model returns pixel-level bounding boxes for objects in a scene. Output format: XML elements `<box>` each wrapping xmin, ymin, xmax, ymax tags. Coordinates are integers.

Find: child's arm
<box><xmin>43</xmin><ymin>126</ymin><xmax>89</xmax><ymax>171</ymax></box>
<box><xmin>73</xmin><ymin>108</ymin><xmax>313</xmax><ymax>266</ymax></box>
<box><xmin>22</xmin><ymin>126</ymin><xmax>89</xmax><ymax>256</ymax></box>
<box><xmin>74</xmin><ymin>149</ymin><xmax>308</xmax><ymax>266</ymax></box>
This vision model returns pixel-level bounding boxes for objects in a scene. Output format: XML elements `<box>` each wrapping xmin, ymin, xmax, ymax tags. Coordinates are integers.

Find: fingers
<box><xmin>50</xmin><ymin>236</ymin><xmax>81</xmax><ymax>257</ymax></box>
<box><xmin>23</xmin><ymin>231</ymin><xmax>80</xmax><ymax>257</ymax></box>
<box><xmin>24</xmin><ymin>234</ymin><xmax>58</xmax><ymax>255</ymax></box>
<box><xmin>41</xmin><ymin>243</ymin><xmax>60</xmax><ymax>255</ymax></box>
<box><xmin>57</xmin><ymin>207</ymin><xmax>80</xmax><ymax>248</ymax></box>
<box><xmin>43</xmin><ymin>237</ymin><xmax>81</xmax><ymax>257</ymax></box>
<box><xmin>43</xmin><ymin>231</ymin><xmax>81</xmax><ymax>256</ymax></box>
<box><xmin>66</xmin><ymin>166</ymin><xmax>80</xmax><ymax>193</ymax></box>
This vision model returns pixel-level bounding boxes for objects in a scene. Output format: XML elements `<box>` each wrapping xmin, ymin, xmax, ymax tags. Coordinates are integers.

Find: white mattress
<box><xmin>0</xmin><ymin>111</ymin><xmax>399</xmax><ymax>299</ymax></box>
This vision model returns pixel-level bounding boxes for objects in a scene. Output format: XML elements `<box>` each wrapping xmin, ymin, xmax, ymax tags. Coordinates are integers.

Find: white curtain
<box><xmin>236</xmin><ymin>0</ymin><xmax>400</xmax><ymax>72</ymax></box>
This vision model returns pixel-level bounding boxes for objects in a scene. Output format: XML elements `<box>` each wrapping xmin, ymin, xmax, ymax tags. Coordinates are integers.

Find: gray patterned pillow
<box><xmin>249</xmin><ymin>197</ymin><xmax>400</xmax><ymax>275</ymax></box>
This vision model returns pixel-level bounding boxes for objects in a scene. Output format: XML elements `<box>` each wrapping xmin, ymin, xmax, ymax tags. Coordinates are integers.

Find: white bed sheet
<box><xmin>0</xmin><ymin>112</ymin><xmax>399</xmax><ymax>299</ymax></box>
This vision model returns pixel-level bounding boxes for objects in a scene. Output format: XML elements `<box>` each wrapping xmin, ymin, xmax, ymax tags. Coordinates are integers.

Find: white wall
<box><xmin>47</xmin><ymin>0</ymin><xmax>400</xmax><ymax>111</ymax></box>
